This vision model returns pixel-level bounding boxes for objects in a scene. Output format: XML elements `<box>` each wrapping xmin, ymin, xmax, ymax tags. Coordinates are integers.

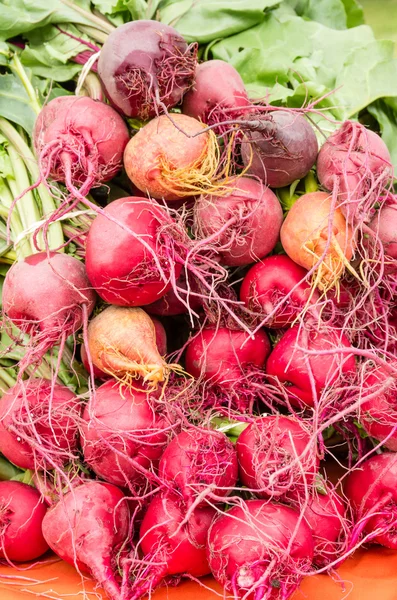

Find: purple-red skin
<box><xmin>240</xmin><ymin>254</ymin><xmax>319</xmax><ymax>328</ymax></box>
<box><xmin>266</xmin><ymin>325</ymin><xmax>356</xmax><ymax>407</ymax></box>
<box><xmin>182</xmin><ymin>60</ymin><xmax>249</xmax><ymax>124</ymax></box>
<box><xmin>0</xmin><ymin>379</ymin><xmax>80</xmax><ymax>470</ymax></box>
<box><xmin>85</xmin><ymin>197</ymin><xmax>182</xmax><ymax>307</ymax></box>
<box><xmin>240</xmin><ymin>110</ymin><xmax>318</xmax><ymax>188</ymax></box>
<box><xmin>301</xmin><ymin>490</ymin><xmax>346</xmax><ymax>566</ymax></box>
<box><xmin>158</xmin><ymin>428</ymin><xmax>238</xmax><ymax>504</ymax></box>
<box><xmin>185</xmin><ymin>326</ymin><xmax>270</xmax><ymax>389</ymax></box>
<box><xmin>2</xmin><ymin>252</ymin><xmax>96</xmax><ymax>358</ymax></box>
<box><xmin>34</xmin><ymin>96</ymin><xmax>129</xmax><ymax>187</ymax></box>
<box><xmin>194</xmin><ymin>177</ymin><xmax>283</xmax><ymax>266</ymax></box>
<box><xmin>344</xmin><ymin>453</ymin><xmax>397</xmax><ymax>549</ymax></box>
<box><xmin>207</xmin><ymin>500</ymin><xmax>314</xmax><ymax>600</ymax></box>
<box><xmin>317</xmin><ymin>122</ymin><xmax>391</xmax><ymax>210</ymax></box>
<box><xmin>0</xmin><ymin>481</ymin><xmax>49</xmax><ymax>562</ymax></box>
<box><xmin>236</xmin><ymin>415</ymin><xmax>319</xmax><ymax>500</ymax></box>
<box><xmin>369</xmin><ymin>204</ymin><xmax>397</xmax><ymax>260</ymax></box>
<box><xmin>42</xmin><ymin>482</ymin><xmax>129</xmax><ymax>600</ymax></box>
<box><xmin>358</xmin><ymin>366</ymin><xmax>397</xmax><ymax>450</ymax></box>
<box><xmin>98</xmin><ymin>20</ymin><xmax>197</xmax><ymax>120</ymax></box>
<box><xmin>139</xmin><ymin>492</ymin><xmax>216</xmax><ymax>578</ymax></box>
<box><xmin>80</xmin><ymin>379</ymin><xmax>168</xmax><ymax>489</ymax></box>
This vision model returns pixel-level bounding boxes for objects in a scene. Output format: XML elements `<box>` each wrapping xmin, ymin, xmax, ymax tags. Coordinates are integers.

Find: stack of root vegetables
<box><xmin>1</xmin><ymin>19</ymin><xmax>397</xmax><ymax>600</ymax></box>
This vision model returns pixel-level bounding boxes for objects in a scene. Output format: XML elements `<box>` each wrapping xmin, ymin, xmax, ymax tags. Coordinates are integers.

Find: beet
<box><xmin>240</xmin><ymin>110</ymin><xmax>318</xmax><ymax>188</ymax></box>
<box><xmin>98</xmin><ymin>20</ymin><xmax>197</xmax><ymax>120</ymax></box>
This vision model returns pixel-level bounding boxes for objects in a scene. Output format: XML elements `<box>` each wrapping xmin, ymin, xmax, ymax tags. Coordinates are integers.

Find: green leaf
<box><xmin>0</xmin><ymin>0</ymin><xmax>95</xmax><ymax>40</ymax></box>
<box><xmin>0</xmin><ymin>74</ymin><xmax>37</xmax><ymax>133</ymax></box>
<box><xmin>91</xmin><ymin>0</ymin><xmax>157</xmax><ymax>23</ymax></box>
<box><xmin>20</xmin><ymin>24</ymin><xmax>90</xmax><ymax>82</ymax></box>
<box><xmin>212</xmin><ymin>9</ymin><xmax>397</xmax><ymax>121</ymax></box>
<box><xmin>286</xmin><ymin>0</ymin><xmax>348</xmax><ymax>30</ymax></box>
<box><xmin>341</xmin><ymin>0</ymin><xmax>365</xmax><ymax>27</ymax></box>
<box><xmin>367</xmin><ymin>100</ymin><xmax>397</xmax><ymax>172</ymax></box>
<box><xmin>158</xmin><ymin>0</ymin><xmax>282</xmax><ymax>44</ymax></box>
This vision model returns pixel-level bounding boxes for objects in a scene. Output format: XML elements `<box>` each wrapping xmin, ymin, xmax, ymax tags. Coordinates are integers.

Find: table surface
<box><xmin>1</xmin><ymin>546</ymin><xmax>397</xmax><ymax>600</ymax></box>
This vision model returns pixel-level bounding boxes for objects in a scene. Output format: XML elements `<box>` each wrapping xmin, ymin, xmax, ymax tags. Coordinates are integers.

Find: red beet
<box><xmin>317</xmin><ymin>121</ymin><xmax>392</xmax><ymax>222</ymax></box>
<box><xmin>34</xmin><ymin>96</ymin><xmax>129</xmax><ymax>196</ymax></box>
<box><xmin>80</xmin><ymin>380</ymin><xmax>168</xmax><ymax>490</ymax></box>
<box><xmin>358</xmin><ymin>366</ymin><xmax>397</xmax><ymax>450</ymax></box>
<box><xmin>158</xmin><ymin>428</ymin><xmax>238</xmax><ymax>504</ymax></box>
<box><xmin>207</xmin><ymin>500</ymin><xmax>314</xmax><ymax>600</ymax></box>
<box><xmin>240</xmin><ymin>255</ymin><xmax>319</xmax><ymax>327</ymax></box>
<box><xmin>182</xmin><ymin>60</ymin><xmax>249</xmax><ymax>125</ymax></box>
<box><xmin>42</xmin><ymin>482</ymin><xmax>129</xmax><ymax>600</ymax></box>
<box><xmin>85</xmin><ymin>197</ymin><xmax>181</xmax><ymax>306</ymax></box>
<box><xmin>0</xmin><ymin>379</ymin><xmax>80</xmax><ymax>470</ymax></box>
<box><xmin>345</xmin><ymin>453</ymin><xmax>397</xmax><ymax>549</ymax></box>
<box><xmin>98</xmin><ymin>20</ymin><xmax>197</xmax><ymax>120</ymax></box>
<box><xmin>194</xmin><ymin>177</ymin><xmax>283</xmax><ymax>266</ymax></box>
<box><xmin>266</xmin><ymin>325</ymin><xmax>356</xmax><ymax>407</ymax></box>
<box><xmin>2</xmin><ymin>252</ymin><xmax>96</xmax><ymax>365</ymax></box>
<box><xmin>0</xmin><ymin>481</ymin><xmax>49</xmax><ymax>562</ymax></box>
<box><xmin>236</xmin><ymin>415</ymin><xmax>319</xmax><ymax>500</ymax></box>
<box><xmin>369</xmin><ymin>204</ymin><xmax>397</xmax><ymax>260</ymax></box>
<box><xmin>185</xmin><ymin>326</ymin><xmax>270</xmax><ymax>389</ymax></box>
<box><xmin>301</xmin><ymin>490</ymin><xmax>346</xmax><ymax>566</ymax></box>
<box><xmin>129</xmin><ymin>492</ymin><xmax>216</xmax><ymax>599</ymax></box>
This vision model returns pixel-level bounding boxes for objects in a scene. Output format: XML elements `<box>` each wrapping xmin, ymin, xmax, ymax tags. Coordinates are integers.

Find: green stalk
<box><xmin>9</xmin><ymin>55</ymin><xmax>41</xmax><ymax>116</ymax></box>
<box><xmin>304</xmin><ymin>171</ymin><xmax>319</xmax><ymax>193</ymax></box>
<box><xmin>5</xmin><ymin>143</ymin><xmax>41</xmax><ymax>253</ymax></box>
<box><xmin>211</xmin><ymin>417</ymin><xmax>250</xmax><ymax>440</ymax></box>
<box><xmin>0</xmin><ymin>367</ymin><xmax>16</xmax><ymax>390</ymax></box>
<box><xmin>278</xmin><ymin>187</ymin><xmax>299</xmax><ymax>212</ymax></box>
<box><xmin>0</xmin><ymin>178</ymin><xmax>31</xmax><ymax>259</ymax></box>
<box><xmin>77</xmin><ymin>25</ymin><xmax>109</xmax><ymax>44</ymax></box>
<box><xmin>0</xmin><ymin>119</ymin><xmax>64</xmax><ymax>252</ymax></box>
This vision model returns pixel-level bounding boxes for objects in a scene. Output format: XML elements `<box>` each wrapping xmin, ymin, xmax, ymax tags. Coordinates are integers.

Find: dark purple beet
<box><xmin>98</xmin><ymin>20</ymin><xmax>197</xmax><ymax>120</ymax></box>
<box><xmin>240</xmin><ymin>110</ymin><xmax>318</xmax><ymax>188</ymax></box>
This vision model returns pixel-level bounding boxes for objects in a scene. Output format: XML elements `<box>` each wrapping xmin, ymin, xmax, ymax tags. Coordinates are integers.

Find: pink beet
<box><xmin>0</xmin><ymin>379</ymin><xmax>80</xmax><ymax>470</ymax></box>
<box><xmin>42</xmin><ymin>482</ymin><xmax>129</xmax><ymax>600</ymax></box>
<box><xmin>0</xmin><ymin>481</ymin><xmax>49</xmax><ymax>562</ymax></box>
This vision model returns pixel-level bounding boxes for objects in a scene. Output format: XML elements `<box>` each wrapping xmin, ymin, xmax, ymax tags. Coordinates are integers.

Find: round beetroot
<box><xmin>85</xmin><ymin>197</ymin><xmax>181</xmax><ymax>306</ymax></box>
<box><xmin>158</xmin><ymin>428</ymin><xmax>238</xmax><ymax>504</ymax></box>
<box><xmin>369</xmin><ymin>204</ymin><xmax>397</xmax><ymax>260</ymax></box>
<box><xmin>182</xmin><ymin>60</ymin><xmax>249</xmax><ymax>125</ymax></box>
<box><xmin>266</xmin><ymin>325</ymin><xmax>356</xmax><ymax>407</ymax></box>
<box><xmin>34</xmin><ymin>96</ymin><xmax>129</xmax><ymax>188</ymax></box>
<box><xmin>358</xmin><ymin>366</ymin><xmax>397</xmax><ymax>450</ymax></box>
<box><xmin>345</xmin><ymin>453</ymin><xmax>397</xmax><ymax>549</ymax></box>
<box><xmin>240</xmin><ymin>110</ymin><xmax>318</xmax><ymax>188</ymax></box>
<box><xmin>2</xmin><ymin>252</ymin><xmax>95</xmax><ymax>364</ymax></box>
<box><xmin>0</xmin><ymin>379</ymin><xmax>80</xmax><ymax>470</ymax></box>
<box><xmin>194</xmin><ymin>177</ymin><xmax>283</xmax><ymax>266</ymax></box>
<box><xmin>80</xmin><ymin>380</ymin><xmax>168</xmax><ymax>490</ymax></box>
<box><xmin>185</xmin><ymin>326</ymin><xmax>270</xmax><ymax>389</ymax></box>
<box><xmin>207</xmin><ymin>500</ymin><xmax>314</xmax><ymax>600</ymax></box>
<box><xmin>98</xmin><ymin>20</ymin><xmax>197</xmax><ymax>120</ymax></box>
<box><xmin>240</xmin><ymin>254</ymin><xmax>319</xmax><ymax>327</ymax></box>
<box><xmin>236</xmin><ymin>415</ymin><xmax>319</xmax><ymax>500</ymax></box>
<box><xmin>0</xmin><ymin>481</ymin><xmax>49</xmax><ymax>562</ymax></box>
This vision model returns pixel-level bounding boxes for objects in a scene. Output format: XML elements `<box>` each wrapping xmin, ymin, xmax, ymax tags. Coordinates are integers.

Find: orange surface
<box><xmin>0</xmin><ymin>547</ymin><xmax>396</xmax><ymax>600</ymax></box>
